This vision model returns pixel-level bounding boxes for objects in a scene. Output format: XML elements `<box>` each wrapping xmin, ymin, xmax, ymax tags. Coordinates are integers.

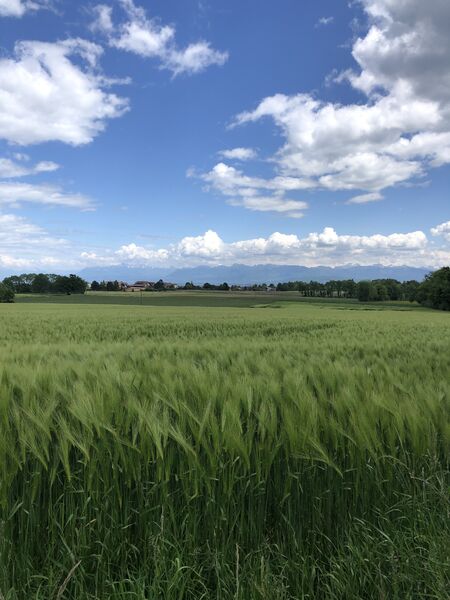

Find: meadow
<box><xmin>0</xmin><ymin>296</ymin><xmax>448</xmax><ymax>599</ymax></box>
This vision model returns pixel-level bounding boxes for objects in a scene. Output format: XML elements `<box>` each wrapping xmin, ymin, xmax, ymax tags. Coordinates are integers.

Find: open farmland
<box><xmin>0</xmin><ymin>298</ymin><xmax>448</xmax><ymax>599</ymax></box>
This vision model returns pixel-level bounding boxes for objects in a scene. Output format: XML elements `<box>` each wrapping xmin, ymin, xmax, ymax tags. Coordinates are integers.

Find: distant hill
<box><xmin>78</xmin><ymin>265</ymin><xmax>171</xmax><ymax>284</ymax></box>
<box><xmin>77</xmin><ymin>264</ymin><xmax>431</xmax><ymax>285</ymax></box>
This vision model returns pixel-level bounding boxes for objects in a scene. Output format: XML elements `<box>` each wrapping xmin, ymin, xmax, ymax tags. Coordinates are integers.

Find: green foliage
<box><xmin>30</xmin><ymin>273</ymin><xmax>51</xmax><ymax>294</ymax></box>
<box><xmin>357</xmin><ymin>280</ymin><xmax>372</xmax><ymax>301</ymax></box>
<box><xmin>0</xmin><ymin>283</ymin><xmax>14</xmax><ymax>303</ymax></box>
<box><xmin>154</xmin><ymin>278</ymin><xmax>165</xmax><ymax>290</ymax></box>
<box><xmin>52</xmin><ymin>274</ymin><xmax>87</xmax><ymax>295</ymax></box>
<box><xmin>106</xmin><ymin>280</ymin><xmax>120</xmax><ymax>291</ymax></box>
<box><xmin>0</xmin><ymin>302</ymin><xmax>448</xmax><ymax>598</ymax></box>
<box><xmin>417</xmin><ymin>267</ymin><xmax>450</xmax><ymax>310</ymax></box>
<box><xmin>2</xmin><ymin>273</ymin><xmax>87</xmax><ymax>295</ymax></box>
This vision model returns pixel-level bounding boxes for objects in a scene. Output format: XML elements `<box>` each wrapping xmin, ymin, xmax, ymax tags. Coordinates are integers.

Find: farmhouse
<box><xmin>126</xmin><ymin>281</ymin><xmax>155</xmax><ymax>292</ymax></box>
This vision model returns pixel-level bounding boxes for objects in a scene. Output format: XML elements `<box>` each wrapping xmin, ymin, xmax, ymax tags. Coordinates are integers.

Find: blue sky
<box><xmin>0</xmin><ymin>0</ymin><xmax>449</xmax><ymax>273</ymax></box>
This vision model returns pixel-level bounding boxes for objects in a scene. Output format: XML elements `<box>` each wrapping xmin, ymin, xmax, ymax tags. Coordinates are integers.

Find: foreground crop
<box><xmin>0</xmin><ymin>303</ymin><xmax>448</xmax><ymax>599</ymax></box>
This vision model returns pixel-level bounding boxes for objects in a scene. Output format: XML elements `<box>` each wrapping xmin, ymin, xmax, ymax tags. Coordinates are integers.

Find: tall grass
<box><xmin>0</xmin><ymin>303</ymin><xmax>448</xmax><ymax>598</ymax></box>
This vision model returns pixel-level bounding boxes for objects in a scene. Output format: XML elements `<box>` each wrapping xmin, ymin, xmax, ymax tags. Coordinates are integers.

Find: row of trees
<box><xmin>274</xmin><ymin>270</ymin><xmax>450</xmax><ymax>310</ymax></box>
<box><xmin>184</xmin><ymin>282</ymin><xmax>231</xmax><ymax>291</ymax></box>
<box><xmin>275</xmin><ymin>278</ymin><xmax>421</xmax><ymax>301</ymax></box>
<box><xmin>1</xmin><ymin>273</ymin><xmax>87</xmax><ymax>296</ymax></box>
<box><xmin>91</xmin><ymin>280</ymin><xmax>123</xmax><ymax>291</ymax></box>
<box><xmin>415</xmin><ymin>267</ymin><xmax>450</xmax><ymax>311</ymax></box>
<box><xmin>1</xmin><ymin>268</ymin><xmax>449</xmax><ymax>309</ymax></box>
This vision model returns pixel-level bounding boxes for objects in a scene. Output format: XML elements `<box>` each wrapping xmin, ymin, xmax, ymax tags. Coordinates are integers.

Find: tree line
<box><xmin>0</xmin><ymin>273</ymin><xmax>87</xmax><ymax>300</ymax></box>
<box><xmin>0</xmin><ymin>267</ymin><xmax>449</xmax><ymax>310</ymax></box>
<box><xmin>275</xmin><ymin>278</ymin><xmax>420</xmax><ymax>301</ymax></box>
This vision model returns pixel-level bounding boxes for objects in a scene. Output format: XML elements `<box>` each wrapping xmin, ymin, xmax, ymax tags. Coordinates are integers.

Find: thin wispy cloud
<box><xmin>91</xmin><ymin>0</ymin><xmax>229</xmax><ymax>76</ymax></box>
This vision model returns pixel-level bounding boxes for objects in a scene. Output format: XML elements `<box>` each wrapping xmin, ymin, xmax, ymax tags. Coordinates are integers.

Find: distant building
<box><xmin>126</xmin><ymin>280</ymin><xmax>178</xmax><ymax>291</ymax></box>
<box><xmin>126</xmin><ymin>280</ymin><xmax>155</xmax><ymax>292</ymax></box>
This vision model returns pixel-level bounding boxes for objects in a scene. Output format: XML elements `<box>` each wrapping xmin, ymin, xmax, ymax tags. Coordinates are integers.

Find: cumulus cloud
<box><xmin>218</xmin><ymin>147</ymin><xmax>257</xmax><ymax>161</ymax></box>
<box><xmin>350</xmin><ymin>0</ymin><xmax>450</xmax><ymax>103</ymax></box>
<box><xmin>431</xmin><ymin>220</ymin><xmax>450</xmax><ymax>242</ymax></box>
<box><xmin>0</xmin><ymin>38</ymin><xmax>129</xmax><ymax>145</ymax></box>
<box><xmin>92</xmin><ymin>0</ymin><xmax>228</xmax><ymax>76</ymax></box>
<box><xmin>0</xmin><ymin>0</ymin><xmax>49</xmax><ymax>17</ymax></box>
<box><xmin>0</xmin><ymin>156</ymin><xmax>59</xmax><ymax>178</ymax></box>
<box><xmin>205</xmin><ymin>0</ymin><xmax>450</xmax><ymax>214</ymax></box>
<box><xmin>114</xmin><ymin>243</ymin><xmax>169</xmax><ymax>262</ymax></box>
<box><xmin>0</xmin><ymin>182</ymin><xmax>93</xmax><ymax>209</ymax></box>
<box><xmin>78</xmin><ymin>225</ymin><xmax>449</xmax><ymax>270</ymax></box>
<box><xmin>201</xmin><ymin>162</ymin><xmax>309</xmax><ymax>218</ymax></box>
<box><xmin>3</xmin><ymin>222</ymin><xmax>450</xmax><ymax>272</ymax></box>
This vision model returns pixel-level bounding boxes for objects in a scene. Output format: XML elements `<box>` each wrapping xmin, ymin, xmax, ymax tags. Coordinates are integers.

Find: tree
<box><xmin>375</xmin><ymin>283</ymin><xmax>389</xmax><ymax>301</ymax></box>
<box><xmin>357</xmin><ymin>280</ymin><xmax>372</xmax><ymax>302</ymax></box>
<box><xmin>91</xmin><ymin>280</ymin><xmax>101</xmax><ymax>291</ymax></box>
<box><xmin>53</xmin><ymin>274</ymin><xmax>87</xmax><ymax>295</ymax></box>
<box><xmin>106</xmin><ymin>280</ymin><xmax>119</xmax><ymax>291</ymax></box>
<box><xmin>31</xmin><ymin>273</ymin><xmax>51</xmax><ymax>294</ymax></box>
<box><xmin>342</xmin><ymin>279</ymin><xmax>357</xmax><ymax>298</ymax></box>
<box><xmin>416</xmin><ymin>267</ymin><xmax>450</xmax><ymax>310</ymax></box>
<box><xmin>154</xmin><ymin>279</ymin><xmax>165</xmax><ymax>290</ymax></box>
<box><xmin>402</xmin><ymin>280</ymin><xmax>420</xmax><ymax>302</ymax></box>
<box><xmin>0</xmin><ymin>283</ymin><xmax>15</xmax><ymax>303</ymax></box>
<box><xmin>2</xmin><ymin>274</ymin><xmax>32</xmax><ymax>293</ymax></box>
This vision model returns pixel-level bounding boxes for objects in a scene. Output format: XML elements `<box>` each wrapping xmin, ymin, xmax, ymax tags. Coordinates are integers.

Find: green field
<box><xmin>0</xmin><ymin>296</ymin><xmax>448</xmax><ymax>599</ymax></box>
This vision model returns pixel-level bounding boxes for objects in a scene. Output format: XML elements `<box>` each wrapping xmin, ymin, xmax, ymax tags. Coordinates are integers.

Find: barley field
<box><xmin>0</xmin><ymin>298</ymin><xmax>448</xmax><ymax>599</ymax></box>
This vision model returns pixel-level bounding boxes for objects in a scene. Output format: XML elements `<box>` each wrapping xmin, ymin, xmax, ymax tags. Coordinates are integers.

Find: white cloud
<box><xmin>165</xmin><ymin>42</ymin><xmax>228</xmax><ymax>76</ymax></box>
<box><xmin>114</xmin><ymin>243</ymin><xmax>169</xmax><ymax>262</ymax></box>
<box><xmin>228</xmin><ymin>196</ymin><xmax>307</xmax><ymax>218</ymax></box>
<box><xmin>0</xmin><ymin>39</ymin><xmax>129</xmax><ymax>145</ymax></box>
<box><xmin>218</xmin><ymin>147</ymin><xmax>257</xmax><ymax>161</ymax></box>
<box><xmin>92</xmin><ymin>0</ymin><xmax>228</xmax><ymax>76</ymax></box>
<box><xmin>0</xmin><ymin>212</ymin><xmax>68</xmax><ymax>271</ymax></box>
<box><xmin>3</xmin><ymin>223</ymin><xmax>450</xmax><ymax>273</ymax></box>
<box><xmin>347</xmin><ymin>191</ymin><xmax>383</xmax><ymax>204</ymax></box>
<box><xmin>316</xmin><ymin>16</ymin><xmax>334</xmax><ymax>27</ymax></box>
<box><xmin>208</xmin><ymin>0</ymin><xmax>450</xmax><ymax>214</ymax></box>
<box><xmin>201</xmin><ymin>162</ymin><xmax>309</xmax><ymax>218</ymax></box>
<box><xmin>351</xmin><ymin>0</ymin><xmax>450</xmax><ymax>104</ymax></box>
<box><xmin>431</xmin><ymin>220</ymin><xmax>450</xmax><ymax>242</ymax></box>
<box><xmin>0</xmin><ymin>156</ymin><xmax>59</xmax><ymax>178</ymax></box>
<box><xmin>0</xmin><ymin>182</ymin><xmax>93</xmax><ymax>209</ymax></box>
<box><xmin>176</xmin><ymin>230</ymin><xmax>225</xmax><ymax>258</ymax></box>
<box><xmin>77</xmin><ymin>226</ymin><xmax>448</xmax><ymax>270</ymax></box>
<box><xmin>0</xmin><ymin>0</ymin><xmax>49</xmax><ymax>17</ymax></box>
<box><xmin>90</xmin><ymin>4</ymin><xmax>114</xmax><ymax>33</ymax></box>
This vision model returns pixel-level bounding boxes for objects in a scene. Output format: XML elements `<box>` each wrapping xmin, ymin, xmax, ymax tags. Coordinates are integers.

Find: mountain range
<box><xmin>77</xmin><ymin>264</ymin><xmax>432</xmax><ymax>285</ymax></box>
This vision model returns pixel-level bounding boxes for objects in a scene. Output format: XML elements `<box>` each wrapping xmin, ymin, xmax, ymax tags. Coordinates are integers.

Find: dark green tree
<box><xmin>31</xmin><ymin>273</ymin><xmax>51</xmax><ymax>294</ymax></box>
<box><xmin>106</xmin><ymin>280</ymin><xmax>119</xmax><ymax>291</ymax></box>
<box><xmin>53</xmin><ymin>274</ymin><xmax>87</xmax><ymax>295</ymax></box>
<box><xmin>401</xmin><ymin>280</ymin><xmax>420</xmax><ymax>302</ymax></box>
<box><xmin>91</xmin><ymin>280</ymin><xmax>101</xmax><ymax>291</ymax></box>
<box><xmin>416</xmin><ymin>267</ymin><xmax>450</xmax><ymax>310</ymax></box>
<box><xmin>0</xmin><ymin>283</ymin><xmax>15</xmax><ymax>303</ymax></box>
<box><xmin>357</xmin><ymin>280</ymin><xmax>373</xmax><ymax>302</ymax></box>
<box><xmin>2</xmin><ymin>274</ymin><xmax>32</xmax><ymax>293</ymax></box>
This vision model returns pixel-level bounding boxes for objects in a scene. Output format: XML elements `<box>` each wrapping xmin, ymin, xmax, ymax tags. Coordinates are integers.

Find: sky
<box><xmin>0</xmin><ymin>0</ymin><xmax>449</xmax><ymax>274</ymax></box>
